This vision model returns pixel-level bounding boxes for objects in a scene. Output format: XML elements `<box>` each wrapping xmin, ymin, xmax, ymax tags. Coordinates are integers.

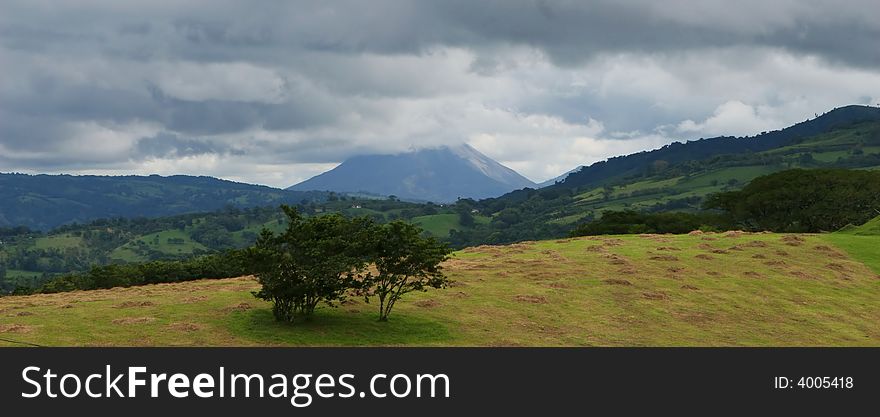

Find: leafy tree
<box><xmin>364</xmin><ymin>221</ymin><xmax>452</xmax><ymax>321</ymax></box>
<box><xmin>246</xmin><ymin>206</ymin><xmax>373</xmax><ymax>322</ymax></box>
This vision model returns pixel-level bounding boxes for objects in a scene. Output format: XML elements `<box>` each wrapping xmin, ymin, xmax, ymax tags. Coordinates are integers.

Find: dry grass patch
<box><xmin>167</xmin><ymin>322</ymin><xmax>204</xmax><ymax>332</ymax></box>
<box><xmin>649</xmin><ymin>255</ymin><xmax>679</xmax><ymax>261</ymax></box>
<box><xmin>115</xmin><ymin>301</ymin><xmax>155</xmax><ymax>308</ymax></box>
<box><xmin>514</xmin><ymin>295</ymin><xmax>547</xmax><ymax>304</ymax></box>
<box><xmin>413</xmin><ymin>299</ymin><xmax>441</xmax><ymax>308</ymax></box>
<box><xmin>0</xmin><ymin>324</ymin><xmax>34</xmax><ymax>333</ymax></box>
<box><xmin>111</xmin><ymin>317</ymin><xmax>156</xmax><ymax>325</ymax></box>
<box><xmin>222</xmin><ymin>303</ymin><xmax>253</xmax><ymax>312</ymax></box>
<box><xmin>642</xmin><ymin>292</ymin><xmax>669</xmax><ymax>300</ymax></box>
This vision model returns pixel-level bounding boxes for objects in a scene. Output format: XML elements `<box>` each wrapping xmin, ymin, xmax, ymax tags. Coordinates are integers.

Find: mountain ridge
<box><xmin>0</xmin><ymin>173</ymin><xmax>328</xmax><ymax>230</ymax></box>
<box><xmin>551</xmin><ymin>105</ymin><xmax>880</xmax><ymax>191</ymax></box>
<box><xmin>288</xmin><ymin>144</ymin><xmax>536</xmax><ymax>202</ymax></box>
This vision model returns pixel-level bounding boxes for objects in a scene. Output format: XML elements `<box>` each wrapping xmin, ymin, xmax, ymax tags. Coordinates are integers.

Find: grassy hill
<box><xmin>838</xmin><ymin>215</ymin><xmax>880</xmax><ymax>236</ymax></box>
<box><xmin>822</xmin><ymin>215</ymin><xmax>880</xmax><ymax>274</ymax></box>
<box><xmin>3</xmin><ymin>232</ymin><xmax>878</xmax><ymax>347</ymax></box>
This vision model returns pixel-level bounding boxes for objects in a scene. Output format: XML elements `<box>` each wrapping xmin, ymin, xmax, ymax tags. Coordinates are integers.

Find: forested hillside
<box><xmin>0</xmin><ymin>173</ymin><xmax>329</xmax><ymax>230</ymax></box>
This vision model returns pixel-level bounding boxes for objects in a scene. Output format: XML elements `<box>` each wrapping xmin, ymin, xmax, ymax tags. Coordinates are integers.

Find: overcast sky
<box><xmin>2</xmin><ymin>0</ymin><xmax>880</xmax><ymax>187</ymax></box>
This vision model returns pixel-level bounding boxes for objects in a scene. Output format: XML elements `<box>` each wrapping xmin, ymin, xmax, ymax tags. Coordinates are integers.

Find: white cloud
<box><xmin>677</xmin><ymin>100</ymin><xmax>780</xmax><ymax>137</ymax></box>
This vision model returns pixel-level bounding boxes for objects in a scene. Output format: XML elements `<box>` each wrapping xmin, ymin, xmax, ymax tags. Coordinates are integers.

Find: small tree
<box><xmin>247</xmin><ymin>206</ymin><xmax>372</xmax><ymax>322</ymax></box>
<box><xmin>366</xmin><ymin>221</ymin><xmax>452</xmax><ymax>321</ymax></box>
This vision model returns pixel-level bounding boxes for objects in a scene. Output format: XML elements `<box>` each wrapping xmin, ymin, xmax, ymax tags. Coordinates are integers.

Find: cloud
<box><xmin>153</xmin><ymin>62</ymin><xmax>287</xmax><ymax>103</ymax></box>
<box><xmin>2</xmin><ymin>1</ymin><xmax>880</xmax><ymax>187</ymax></box>
<box><xmin>677</xmin><ymin>101</ymin><xmax>780</xmax><ymax>137</ymax></box>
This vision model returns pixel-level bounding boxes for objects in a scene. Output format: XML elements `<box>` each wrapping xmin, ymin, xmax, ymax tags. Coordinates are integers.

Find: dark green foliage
<box><xmin>570</xmin><ymin>210</ymin><xmax>726</xmax><ymax>236</ymax></box>
<box><xmin>365</xmin><ymin>221</ymin><xmax>452</xmax><ymax>321</ymax></box>
<box><xmin>245</xmin><ymin>206</ymin><xmax>373</xmax><ymax>322</ymax></box>
<box><xmin>704</xmin><ymin>169</ymin><xmax>880</xmax><ymax>232</ymax></box>
<box><xmin>33</xmin><ymin>253</ymin><xmax>247</xmax><ymax>294</ymax></box>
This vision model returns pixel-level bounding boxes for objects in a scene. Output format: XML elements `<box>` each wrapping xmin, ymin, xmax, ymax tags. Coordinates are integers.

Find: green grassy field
<box><xmin>822</xmin><ymin>215</ymin><xmax>880</xmax><ymax>273</ymax></box>
<box><xmin>109</xmin><ymin>230</ymin><xmax>206</xmax><ymax>262</ymax></box>
<box><xmin>2</xmin><ymin>231</ymin><xmax>878</xmax><ymax>347</ymax></box>
<box><xmin>32</xmin><ymin>234</ymin><xmax>83</xmax><ymax>249</ymax></box>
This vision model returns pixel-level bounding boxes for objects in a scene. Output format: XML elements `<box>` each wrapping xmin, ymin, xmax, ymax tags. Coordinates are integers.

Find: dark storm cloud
<box><xmin>5</xmin><ymin>1</ymin><xmax>876</xmax><ymax>65</ymax></box>
<box><xmin>133</xmin><ymin>132</ymin><xmax>228</xmax><ymax>159</ymax></box>
<box><xmin>135</xmin><ymin>0</ymin><xmax>878</xmax><ymax>67</ymax></box>
<box><xmin>425</xmin><ymin>1</ymin><xmax>880</xmax><ymax>68</ymax></box>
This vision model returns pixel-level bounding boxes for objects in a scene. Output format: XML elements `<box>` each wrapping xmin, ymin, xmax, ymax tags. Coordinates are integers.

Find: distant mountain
<box><xmin>538</xmin><ymin>166</ymin><xmax>584</xmax><ymax>188</ymax></box>
<box><xmin>288</xmin><ymin>144</ymin><xmax>536</xmax><ymax>202</ymax></box>
<box><xmin>0</xmin><ymin>174</ymin><xmax>327</xmax><ymax>230</ymax></box>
